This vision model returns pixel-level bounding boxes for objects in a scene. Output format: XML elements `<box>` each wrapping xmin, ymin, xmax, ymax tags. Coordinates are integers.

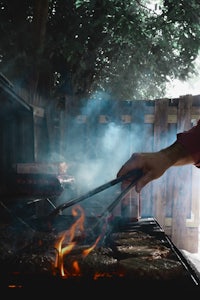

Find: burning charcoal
<box><xmin>23</xmin><ymin>231</ymin><xmax>58</xmax><ymax>253</ymax></box>
<box><xmin>0</xmin><ymin>225</ymin><xmax>59</xmax><ymax>276</ymax></box>
<box><xmin>8</xmin><ymin>252</ymin><xmax>55</xmax><ymax>274</ymax></box>
<box><xmin>0</xmin><ymin>216</ymin><xmax>198</xmax><ymax>287</ymax></box>
<box><xmin>78</xmin><ymin>247</ymin><xmax>118</xmax><ymax>277</ymax></box>
<box><xmin>62</xmin><ymin>246</ymin><xmax>118</xmax><ymax>279</ymax></box>
<box><xmin>0</xmin><ymin>225</ymin><xmax>34</xmax><ymax>259</ymax></box>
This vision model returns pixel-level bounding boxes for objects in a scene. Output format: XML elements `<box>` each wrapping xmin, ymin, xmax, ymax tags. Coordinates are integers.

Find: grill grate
<box><xmin>0</xmin><ymin>217</ymin><xmax>199</xmax><ymax>291</ymax></box>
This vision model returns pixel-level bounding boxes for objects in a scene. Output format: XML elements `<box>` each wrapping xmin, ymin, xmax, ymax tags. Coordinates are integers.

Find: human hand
<box><xmin>117</xmin><ymin>151</ymin><xmax>171</xmax><ymax>193</ymax></box>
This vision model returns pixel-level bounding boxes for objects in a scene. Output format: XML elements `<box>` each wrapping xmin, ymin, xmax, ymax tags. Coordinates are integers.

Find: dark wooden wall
<box><xmin>0</xmin><ymin>78</ymin><xmax>35</xmax><ymax>194</ymax></box>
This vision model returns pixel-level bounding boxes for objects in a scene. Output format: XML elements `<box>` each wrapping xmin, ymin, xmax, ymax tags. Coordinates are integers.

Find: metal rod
<box><xmin>27</xmin><ymin>198</ymin><xmax>56</xmax><ymax>209</ymax></box>
<box><xmin>90</xmin><ymin>180</ymin><xmax>138</xmax><ymax>234</ymax></box>
<box><xmin>104</xmin><ymin>181</ymin><xmax>137</xmax><ymax>215</ymax></box>
<box><xmin>0</xmin><ymin>200</ymin><xmax>35</xmax><ymax>232</ymax></box>
<box><xmin>48</xmin><ymin>169</ymin><xmax>143</xmax><ymax>218</ymax></box>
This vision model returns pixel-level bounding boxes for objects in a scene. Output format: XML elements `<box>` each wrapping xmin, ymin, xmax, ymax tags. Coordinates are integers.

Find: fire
<box><xmin>53</xmin><ymin>204</ymin><xmax>102</xmax><ymax>278</ymax></box>
<box><xmin>82</xmin><ymin>235</ymin><xmax>101</xmax><ymax>257</ymax></box>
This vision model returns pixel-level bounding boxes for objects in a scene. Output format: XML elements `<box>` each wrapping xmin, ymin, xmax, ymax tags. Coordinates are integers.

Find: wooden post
<box><xmin>171</xmin><ymin>95</ymin><xmax>193</xmax><ymax>249</ymax></box>
<box><xmin>153</xmin><ymin>98</ymin><xmax>169</xmax><ymax>227</ymax></box>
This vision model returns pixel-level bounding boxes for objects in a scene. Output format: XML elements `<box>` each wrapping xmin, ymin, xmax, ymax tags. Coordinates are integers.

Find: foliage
<box><xmin>0</xmin><ymin>0</ymin><xmax>200</xmax><ymax>102</ymax></box>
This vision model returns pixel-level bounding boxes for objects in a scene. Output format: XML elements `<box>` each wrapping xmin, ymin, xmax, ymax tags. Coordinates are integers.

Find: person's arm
<box><xmin>117</xmin><ymin>120</ymin><xmax>200</xmax><ymax>193</ymax></box>
<box><xmin>160</xmin><ymin>141</ymin><xmax>194</xmax><ymax>166</ymax></box>
<box><xmin>176</xmin><ymin>119</ymin><xmax>200</xmax><ymax>167</ymax></box>
<box><xmin>117</xmin><ymin>141</ymin><xmax>193</xmax><ymax>193</ymax></box>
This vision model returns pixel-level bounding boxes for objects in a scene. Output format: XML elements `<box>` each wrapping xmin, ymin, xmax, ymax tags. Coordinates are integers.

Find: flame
<box><xmin>53</xmin><ymin>205</ymin><xmax>123</xmax><ymax>280</ymax></box>
<box><xmin>53</xmin><ymin>204</ymin><xmax>102</xmax><ymax>278</ymax></box>
<box><xmin>82</xmin><ymin>235</ymin><xmax>101</xmax><ymax>257</ymax></box>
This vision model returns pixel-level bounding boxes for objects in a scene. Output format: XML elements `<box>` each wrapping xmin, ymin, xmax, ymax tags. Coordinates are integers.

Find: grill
<box><xmin>0</xmin><ymin>216</ymin><xmax>199</xmax><ymax>291</ymax></box>
<box><xmin>0</xmin><ymin>170</ymin><xmax>199</xmax><ymax>292</ymax></box>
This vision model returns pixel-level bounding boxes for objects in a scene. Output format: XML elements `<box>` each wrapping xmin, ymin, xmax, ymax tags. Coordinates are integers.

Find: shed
<box><xmin>0</xmin><ymin>73</ymin><xmax>35</xmax><ymax>194</ymax></box>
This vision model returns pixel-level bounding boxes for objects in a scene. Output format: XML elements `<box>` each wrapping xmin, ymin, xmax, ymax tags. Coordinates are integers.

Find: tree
<box><xmin>0</xmin><ymin>0</ymin><xmax>200</xmax><ymax>103</ymax></box>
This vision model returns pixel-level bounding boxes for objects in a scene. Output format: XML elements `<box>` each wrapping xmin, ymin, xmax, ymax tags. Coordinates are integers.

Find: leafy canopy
<box><xmin>1</xmin><ymin>0</ymin><xmax>200</xmax><ymax>101</ymax></box>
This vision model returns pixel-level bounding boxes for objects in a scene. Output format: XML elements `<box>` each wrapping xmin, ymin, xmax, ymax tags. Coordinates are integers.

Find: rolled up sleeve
<box><xmin>177</xmin><ymin>119</ymin><xmax>200</xmax><ymax>167</ymax></box>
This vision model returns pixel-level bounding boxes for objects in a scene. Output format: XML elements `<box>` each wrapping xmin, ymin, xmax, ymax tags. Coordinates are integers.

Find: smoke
<box><xmin>65</xmin><ymin>98</ymin><xmax>145</xmax><ymax>191</ymax></box>
<box><xmin>55</xmin><ymin>96</ymin><xmax>145</xmax><ymax>212</ymax></box>
<box><xmin>53</xmin><ymin>94</ymin><xmax>180</xmax><ymax>217</ymax></box>
<box><xmin>63</xmin><ymin>122</ymin><xmax>130</xmax><ymax>199</ymax></box>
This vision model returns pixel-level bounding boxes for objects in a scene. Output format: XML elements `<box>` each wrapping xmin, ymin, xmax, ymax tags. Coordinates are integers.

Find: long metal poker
<box><xmin>48</xmin><ymin>169</ymin><xmax>143</xmax><ymax>218</ymax></box>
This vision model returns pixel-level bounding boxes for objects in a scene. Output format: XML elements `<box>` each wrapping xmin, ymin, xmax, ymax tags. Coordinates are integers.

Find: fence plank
<box><xmin>153</xmin><ymin>99</ymin><xmax>169</xmax><ymax>227</ymax></box>
<box><xmin>171</xmin><ymin>95</ymin><xmax>193</xmax><ymax>249</ymax></box>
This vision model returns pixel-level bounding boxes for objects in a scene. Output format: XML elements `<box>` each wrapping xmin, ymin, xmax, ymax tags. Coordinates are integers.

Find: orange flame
<box><xmin>82</xmin><ymin>235</ymin><xmax>101</xmax><ymax>257</ymax></box>
<box><xmin>53</xmin><ymin>205</ymin><xmax>123</xmax><ymax>280</ymax></box>
<box><xmin>53</xmin><ymin>205</ymin><xmax>102</xmax><ymax>278</ymax></box>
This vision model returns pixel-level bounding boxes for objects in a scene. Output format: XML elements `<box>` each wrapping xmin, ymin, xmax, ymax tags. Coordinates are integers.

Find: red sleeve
<box><xmin>176</xmin><ymin>119</ymin><xmax>200</xmax><ymax>167</ymax></box>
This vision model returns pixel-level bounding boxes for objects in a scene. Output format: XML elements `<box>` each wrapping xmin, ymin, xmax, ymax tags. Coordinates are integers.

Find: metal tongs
<box><xmin>48</xmin><ymin>168</ymin><xmax>143</xmax><ymax>219</ymax></box>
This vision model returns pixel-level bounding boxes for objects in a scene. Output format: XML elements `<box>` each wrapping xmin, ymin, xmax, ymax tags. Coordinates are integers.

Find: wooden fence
<box><xmin>57</xmin><ymin>95</ymin><xmax>200</xmax><ymax>253</ymax></box>
<box><xmin>18</xmin><ymin>88</ymin><xmax>200</xmax><ymax>253</ymax></box>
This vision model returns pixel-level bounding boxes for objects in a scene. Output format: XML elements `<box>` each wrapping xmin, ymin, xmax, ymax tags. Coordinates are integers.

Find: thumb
<box><xmin>135</xmin><ymin>173</ymin><xmax>152</xmax><ymax>193</ymax></box>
